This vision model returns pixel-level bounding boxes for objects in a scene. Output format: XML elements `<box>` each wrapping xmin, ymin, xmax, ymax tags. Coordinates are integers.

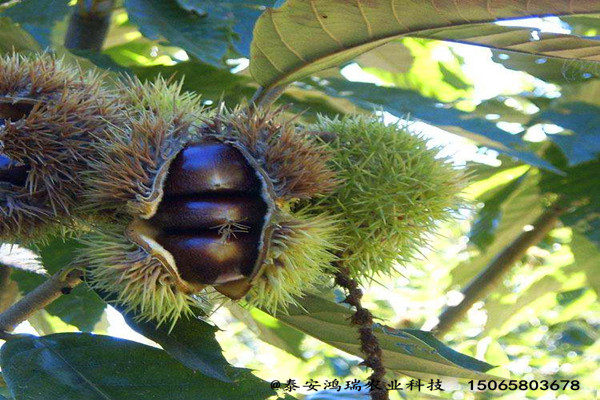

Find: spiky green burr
<box><xmin>0</xmin><ymin>53</ymin><xmax>122</xmax><ymax>241</ymax></box>
<box><xmin>308</xmin><ymin>114</ymin><xmax>467</xmax><ymax>278</ymax></box>
<box><xmin>79</xmin><ymin>103</ymin><xmax>340</xmax><ymax>321</ymax></box>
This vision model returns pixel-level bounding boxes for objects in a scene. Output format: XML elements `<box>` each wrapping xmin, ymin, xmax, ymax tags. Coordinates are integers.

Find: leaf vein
<box><xmin>486</xmin><ymin>0</ymin><xmax>496</xmax><ymax>19</ymax></box>
<box><xmin>390</xmin><ymin>0</ymin><xmax>409</xmax><ymax>30</ymax></box>
<box><xmin>43</xmin><ymin>341</ymin><xmax>113</xmax><ymax>400</ymax></box>
<box><xmin>310</xmin><ymin>0</ymin><xmax>344</xmax><ymax>48</ymax></box>
<box><xmin>356</xmin><ymin>0</ymin><xmax>372</xmax><ymax>38</ymax></box>
<box><xmin>255</xmin><ymin>41</ymin><xmax>285</xmax><ymax>73</ymax></box>
<box><xmin>270</xmin><ymin>10</ymin><xmax>306</xmax><ymax>62</ymax></box>
<box><xmin>430</xmin><ymin>0</ymin><xmax>452</xmax><ymax>24</ymax></box>
<box><xmin>453</xmin><ymin>0</ymin><xmax>471</xmax><ymax>22</ymax></box>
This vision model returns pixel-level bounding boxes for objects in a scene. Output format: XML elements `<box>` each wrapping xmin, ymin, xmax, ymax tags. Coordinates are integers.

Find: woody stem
<box><xmin>0</xmin><ymin>267</ymin><xmax>83</xmax><ymax>335</ymax></box>
<box><xmin>334</xmin><ymin>264</ymin><xmax>389</xmax><ymax>400</ymax></box>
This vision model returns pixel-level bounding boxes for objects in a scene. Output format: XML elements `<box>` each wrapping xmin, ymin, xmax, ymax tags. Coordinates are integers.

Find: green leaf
<box><xmin>176</xmin><ymin>0</ymin><xmax>276</xmax><ymax>57</ymax></box>
<box><xmin>483</xmin><ymin>275</ymin><xmax>563</xmax><ymax>336</ymax></box>
<box><xmin>355</xmin><ymin>40</ymin><xmax>413</xmax><ymax>74</ymax></box>
<box><xmin>229</xmin><ymin>304</ymin><xmax>305</xmax><ymax>358</ymax></box>
<box><xmin>0</xmin><ymin>333</ymin><xmax>274</xmax><ymax>400</ymax></box>
<box><xmin>492</xmin><ymin>50</ymin><xmax>600</xmax><ymax>83</ymax></box>
<box><xmin>537</xmin><ymin>102</ymin><xmax>600</xmax><ymax>166</ymax></box>
<box><xmin>93</xmin><ymin>286</ymin><xmax>240</xmax><ymax>383</ymax></box>
<box><xmin>11</xmin><ymin>237</ymin><xmax>106</xmax><ymax>332</ymax></box>
<box><xmin>557</xmin><ymin>288</ymin><xmax>588</xmax><ymax>306</ymax></box>
<box><xmin>452</xmin><ymin>171</ymin><xmax>544</xmax><ymax>286</ymax></box>
<box><xmin>571</xmin><ymin>233</ymin><xmax>600</xmax><ymax>297</ymax></box>
<box><xmin>468</xmin><ymin>174</ymin><xmax>527</xmax><ymax>250</ymax></box>
<box><xmin>0</xmin><ymin>18</ymin><xmax>41</xmax><ymax>53</ymax></box>
<box><xmin>102</xmin><ymin>37</ymin><xmax>182</xmax><ymax>67</ymax></box>
<box><xmin>250</xmin><ymin>309</ymin><xmax>305</xmax><ymax>358</ymax></box>
<box><xmin>318</xmin><ymin>78</ymin><xmax>561</xmax><ymax>173</ymax></box>
<box><xmin>472</xmin><ymin>97</ymin><xmax>532</xmax><ymax>125</ymax></box>
<box><xmin>249</xmin><ymin>0</ymin><xmax>600</xmax><ymax>90</ymax></box>
<box><xmin>362</xmin><ymin>38</ymin><xmax>472</xmax><ymax>102</ymax></box>
<box><xmin>0</xmin><ymin>372</ymin><xmax>8</xmax><ymax>399</ymax></box>
<box><xmin>424</xmin><ymin>24</ymin><xmax>600</xmax><ymax>67</ymax></box>
<box><xmin>124</xmin><ymin>0</ymin><xmax>231</xmax><ymax>67</ymax></box>
<box><xmin>540</xmin><ymin>147</ymin><xmax>600</xmax><ymax>244</ymax></box>
<box><xmin>121</xmin><ymin>309</ymin><xmax>234</xmax><ymax>382</ymax></box>
<box><xmin>270</xmin><ymin>294</ymin><xmax>494</xmax><ymax>379</ymax></box>
<box><xmin>2</xmin><ymin>0</ymin><xmax>71</xmax><ymax>48</ymax></box>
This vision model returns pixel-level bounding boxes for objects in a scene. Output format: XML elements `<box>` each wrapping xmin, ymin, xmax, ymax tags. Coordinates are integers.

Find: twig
<box><xmin>64</xmin><ymin>0</ymin><xmax>115</xmax><ymax>51</ymax></box>
<box><xmin>334</xmin><ymin>264</ymin><xmax>389</xmax><ymax>400</ymax></box>
<box><xmin>432</xmin><ymin>202</ymin><xmax>567</xmax><ymax>335</ymax></box>
<box><xmin>0</xmin><ymin>268</ymin><xmax>83</xmax><ymax>333</ymax></box>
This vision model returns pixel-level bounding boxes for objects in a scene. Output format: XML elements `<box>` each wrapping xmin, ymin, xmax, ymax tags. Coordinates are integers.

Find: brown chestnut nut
<box><xmin>146</xmin><ymin>139</ymin><xmax>268</xmax><ymax>294</ymax></box>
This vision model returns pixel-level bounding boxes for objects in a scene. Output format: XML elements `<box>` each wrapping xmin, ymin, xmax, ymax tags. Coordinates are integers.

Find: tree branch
<box><xmin>64</xmin><ymin>0</ymin><xmax>114</xmax><ymax>51</ymax></box>
<box><xmin>0</xmin><ymin>268</ymin><xmax>83</xmax><ymax>333</ymax></box>
<box><xmin>432</xmin><ymin>202</ymin><xmax>567</xmax><ymax>336</ymax></box>
<box><xmin>334</xmin><ymin>265</ymin><xmax>389</xmax><ymax>400</ymax></box>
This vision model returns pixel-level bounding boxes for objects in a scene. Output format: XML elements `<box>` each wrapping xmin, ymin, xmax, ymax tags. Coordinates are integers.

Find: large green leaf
<box><xmin>11</xmin><ymin>238</ymin><xmax>106</xmax><ymax>332</ymax></box>
<box><xmin>0</xmin><ymin>333</ymin><xmax>274</xmax><ymax>400</ymax></box>
<box><xmin>2</xmin><ymin>0</ymin><xmax>70</xmax><ymax>48</ymax></box>
<box><xmin>124</xmin><ymin>0</ymin><xmax>231</xmax><ymax>67</ymax></box>
<box><xmin>472</xmin><ymin>96</ymin><xmax>533</xmax><ymax>125</ymax></box>
<box><xmin>175</xmin><ymin>0</ymin><xmax>276</xmax><ymax>57</ymax></box>
<box><xmin>249</xmin><ymin>0</ymin><xmax>600</xmax><ymax>90</ymax></box>
<box><xmin>121</xmin><ymin>309</ymin><xmax>234</xmax><ymax>382</ymax></box>
<box><xmin>270</xmin><ymin>294</ymin><xmax>494</xmax><ymax>379</ymax></box>
<box><xmin>0</xmin><ymin>18</ymin><xmax>41</xmax><ymax>53</ymax></box>
<box><xmin>92</xmin><ymin>284</ymin><xmax>237</xmax><ymax>383</ymax></box>
<box><xmin>318</xmin><ymin>78</ymin><xmax>560</xmax><ymax>173</ymax></box>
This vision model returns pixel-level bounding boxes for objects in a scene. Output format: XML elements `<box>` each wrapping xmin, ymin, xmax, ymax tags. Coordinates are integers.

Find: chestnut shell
<box><xmin>147</xmin><ymin>139</ymin><xmax>268</xmax><ymax>294</ymax></box>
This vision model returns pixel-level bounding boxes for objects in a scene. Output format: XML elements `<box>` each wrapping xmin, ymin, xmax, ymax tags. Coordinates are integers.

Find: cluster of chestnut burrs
<box><xmin>0</xmin><ymin>53</ymin><xmax>465</xmax><ymax>327</ymax></box>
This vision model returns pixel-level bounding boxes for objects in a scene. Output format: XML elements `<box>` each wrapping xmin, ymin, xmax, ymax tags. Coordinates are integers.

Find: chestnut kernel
<box><xmin>149</xmin><ymin>196</ymin><xmax>266</xmax><ymax>232</ymax></box>
<box><xmin>155</xmin><ymin>232</ymin><xmax>260</xmax><ymax>285</ymax></box>
<box><xmin>149</xmin><ymin>140</ymin><xmax>267</xmax><ymax>288</ymax></box>
<box><xmin>162</xmin><ymin>140</ymin><xmax>261</xmax><ymax>196</ymax></box>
